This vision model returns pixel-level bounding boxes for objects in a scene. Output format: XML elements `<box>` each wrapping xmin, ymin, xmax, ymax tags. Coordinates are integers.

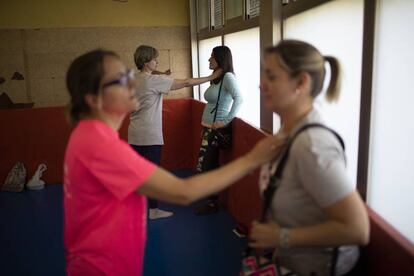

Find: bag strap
<box><xmin>330</xmin><ymin>247</ymin><xmax>339</xmax><ymax>276</ymax></box>
<box><xmin>260</xmin><ymin>123</ymin><xmax>345</xmax><ymax>222</ymax></box>
<box><xmin>210</xmin><ymin>77</ymin><xmax>224</xmax><ymax>123</ymax></box>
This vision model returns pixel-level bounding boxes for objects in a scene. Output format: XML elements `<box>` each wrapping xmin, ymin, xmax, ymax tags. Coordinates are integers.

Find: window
<box><xmin>224</xmin><ymin>27</ymin><xmax>260</xmax><ymax>127</ymax></box>
<box><xmin>246</xmin><ymin>0</ymin><xmax>260</xmax><ymax>19</ymax></box>
<box><xmin>197</xmin><ymin>0</ymin><xmax>210</xmax><ymax>31</ymax></box>
<box><xmin>211</xmin><ymin>0</ymin><xmax>224</xmax><ymax>29</ymax></box>
<box><xmin>283</xmin><ymin>0</ymin><xmax>364</xmax><ymax>183</ymax></box>
<box><xmin>368</xmin><ymin>0</ymin><xmax>414</xmax><ymax>243</ymax></box>
<box><xmin>198</xmin><ymin>36</ymin><xmax>222</xmax><ymax>102</ymax></box>
<box><xmin>226</xmin><ymin>0</ymin><xmax>243</xmax><ymax>20</ymax></box>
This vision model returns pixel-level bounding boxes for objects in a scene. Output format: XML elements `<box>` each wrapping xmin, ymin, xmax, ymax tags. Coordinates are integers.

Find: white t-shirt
<box><xmin>259</xmin><ymin>108</ymin><xmax>358</xmax><ymax>276</ymax></box>
<box><xmin>128</xmin><ymin>73</ymin><xmax>173</xmax><ymax>146</ymax></box>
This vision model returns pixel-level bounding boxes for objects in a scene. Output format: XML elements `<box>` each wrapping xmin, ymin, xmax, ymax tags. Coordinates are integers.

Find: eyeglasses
<box><xmin>101</xmin><ymin>69</ymin><xmax>135</xmax><ymax>89</ymax></box>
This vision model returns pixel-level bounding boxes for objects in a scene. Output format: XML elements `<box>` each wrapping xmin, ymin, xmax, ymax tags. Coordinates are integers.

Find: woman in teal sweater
<box><xmin>195</xmin><ymin>46</ymin><xmax>243</xmax><ymax>215</ymax></box>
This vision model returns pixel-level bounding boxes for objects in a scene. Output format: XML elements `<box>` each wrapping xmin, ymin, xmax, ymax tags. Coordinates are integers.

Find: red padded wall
<box><xmin>160</xmin><ymin>99</ymin><xmax>195</xmax><ymax>170</ymax></box>
<box><xmin>221</xmin><ymin>118</ymin><xmax>268</xmax><ymax>228</ymax></box>
<box><xmin>190</xmin><ymin>100</ymin><xmax>206</xmax><ymax>168</ymax></box>
<box><xmin>0</xmin><ymin>99</ymin><xmax>200</xmax><ymax>187</ymax></box>
<box><xmin>362</xmin><ymin>207</ymin><xmax>414</xmax><ymax>275</ymax></box>
<box><xmin>0</xmin><ymin>107</ymin><xmax>72</xmax><ymax>185</ymax></box>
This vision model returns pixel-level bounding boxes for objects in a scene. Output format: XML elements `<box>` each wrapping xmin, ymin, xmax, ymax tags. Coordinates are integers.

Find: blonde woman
<box><xmin>249</xmin><ymin>40</ymin><xmax>369</xmax><ymax>276</ymax></box>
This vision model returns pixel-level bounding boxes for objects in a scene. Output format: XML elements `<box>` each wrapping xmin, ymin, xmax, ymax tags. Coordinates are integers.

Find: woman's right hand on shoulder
<box><xmin>246</xmin><ymin>134</ymin><xmax>287</xmax><ymax>167</ymax></box>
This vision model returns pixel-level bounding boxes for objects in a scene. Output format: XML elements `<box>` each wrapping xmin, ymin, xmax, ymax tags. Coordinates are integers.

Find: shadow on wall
<box><xmin>0</xmin><ymin>73</ymin><xmax>34</xmax><ymax>109</ymax></box>
<box><xmin>0</xmin><ymin>93</ymin><xmax>34</xmax><ymax>109</ymax></box>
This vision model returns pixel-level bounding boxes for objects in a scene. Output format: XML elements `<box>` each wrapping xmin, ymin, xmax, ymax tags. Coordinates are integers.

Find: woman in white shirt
<box><xmin>249</xmin><ymin>40</ymin><xmax>370</xmax><ymax>276</ymax></box>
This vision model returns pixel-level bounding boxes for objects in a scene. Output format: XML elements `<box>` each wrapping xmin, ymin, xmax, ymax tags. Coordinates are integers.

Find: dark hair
<box><xmin>211</xmin><ymin>46</ymin><xmax>234</xmax><ymax>84</ymax></box>
<box><xmin>134</xmin><ymin>45</ymin><xmax>159</xmax><ymax>70</ymax></box>
<box><xmin>66</xmin><ymin>49</ymin><xmax>119</xmax><ymax>124</ymax></box>
<box><xmin>265</xmin><ymin>40</ymin><xmax>341</xmax><ymax>102</ymax></box>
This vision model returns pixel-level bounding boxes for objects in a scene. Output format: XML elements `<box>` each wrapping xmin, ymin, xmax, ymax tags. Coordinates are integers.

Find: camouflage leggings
<box><xmin>196</xmin><ymin>128</ymin><xmax>220</xmax><ymax>201</ymax></box>
<box><xmin>196</xmin><ymin>128</ymin><xmax>220</xmax><ymax>173</ymax></box>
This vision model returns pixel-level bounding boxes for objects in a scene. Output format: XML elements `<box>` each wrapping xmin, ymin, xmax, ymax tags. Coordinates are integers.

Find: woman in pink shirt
<box><xmin>63</xmin><ymin>49</ymin><xmax>286</xmax><ymax>276</ymax></box>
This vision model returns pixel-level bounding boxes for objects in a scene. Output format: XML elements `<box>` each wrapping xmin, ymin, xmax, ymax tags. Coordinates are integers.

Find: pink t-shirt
<box><xmin>63</xmin><ymin>120</ymin><xmax>156</xmax><ymax>276</ymax></box>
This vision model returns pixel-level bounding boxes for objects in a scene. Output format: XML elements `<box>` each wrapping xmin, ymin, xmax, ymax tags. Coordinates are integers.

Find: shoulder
<box><xmin>71</xmin><ymin>120</ymin><xmax>119</xmax><ymax>154</ymax></box>
<box><xmin>137</xmin><ymin>74</ymin><xmax>173</xmax><ymax>93</ymax></box>
<box><xmin>223</xmin><ymin>72</ymin><xmax>236</xmax><ymax>82</ymax></box>
<box><xmin>138</xmin><ymin>73</ymin><xmax>171</xmax><ymax>83</ymax></box>
<box><xmin>222</xmin><ymin>72</ymin><xmax>239</xmax><ymax>90</ymax></box>
<box><xmin>290</xmin><ymin>126</ymin><xmax>344</xmax><ymax>164</ymax></box>
<box><xmin>291</xmin><ymin>110</ymin><xmax>343</xmax><ymax>153</ymax></box>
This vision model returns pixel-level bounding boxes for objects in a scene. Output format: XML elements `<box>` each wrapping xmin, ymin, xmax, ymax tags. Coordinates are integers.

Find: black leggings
<box><xmin>130</xmin><ymin>144</ymin><xmax>162</xmax><ymax>209</ymax></box>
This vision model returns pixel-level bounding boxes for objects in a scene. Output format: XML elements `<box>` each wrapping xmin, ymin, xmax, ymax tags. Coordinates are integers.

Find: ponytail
<box><xmin>324</xmin><ymin>56</ymin><xmax>341</xmax><ymax>102</ymax></box>
<box><xmin>265</xmin><ymin>40</ymin><xmax>342</xmax><ymax>102</ymax></box>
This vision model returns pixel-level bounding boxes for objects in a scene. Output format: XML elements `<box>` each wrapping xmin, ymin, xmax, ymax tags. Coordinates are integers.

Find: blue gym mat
<box><xmin>0</xmin><ymin>169</ymin><xmax>244</xmax><ymax>276</ymax></box>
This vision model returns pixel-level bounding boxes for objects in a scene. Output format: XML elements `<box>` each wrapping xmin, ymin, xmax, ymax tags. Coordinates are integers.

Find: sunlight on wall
<box><xmin>224</xmin><ymin>27</ymin><xmax>260</xmax><ymax>127</ymax></box>
<box><xmin>284</xmin><ymin>0</ymin><xmax>364</xmax><ymax>184</ymax></box>
<box><xmin>198</xmin><ymin>37</ymin><xmax>222</xmax><ymax>102</ymax></box>
<box><xmin>368</xmin><ymin>0</ymin><xmax>414</xmax><ymax>243</ymax></box>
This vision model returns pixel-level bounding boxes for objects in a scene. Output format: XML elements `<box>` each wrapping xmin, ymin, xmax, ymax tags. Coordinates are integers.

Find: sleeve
<box><xmin>151</xmin><ymin>75</ymin><xmax>173</xmax><ymax>94</ymax></box>
<box><xmin>222</xmin><ymin>73</ymin><xmax>243</xmax><ymax>124</ymax></box>
<box><xmin>294</xmin><ymin>130</ymin><xmax>354</xmax><ymax>207</ymax></box>
<box><xmin>88</xmin><ymin>139</ymin><xmax>157</xmax><ymax>200</ymax></box>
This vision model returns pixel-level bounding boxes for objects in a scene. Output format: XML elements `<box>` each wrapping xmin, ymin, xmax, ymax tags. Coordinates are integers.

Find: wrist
<box><xmin>279</xmin><ymin>228</ymin><xmax>290</xmax><ymax>249</ymax></box>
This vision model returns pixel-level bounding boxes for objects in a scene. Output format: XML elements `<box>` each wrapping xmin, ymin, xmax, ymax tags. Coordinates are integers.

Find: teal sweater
<box><xmin>202</xmin><ymin>72</ymin><xmax>243</xmax><ymax>125</ymax></box>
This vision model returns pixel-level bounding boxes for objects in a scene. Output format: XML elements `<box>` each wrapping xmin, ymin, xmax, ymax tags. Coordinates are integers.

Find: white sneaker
<box><xmin>148</xmin><ymin>208</ymin><xmax>173</xmax><ymax>220</ymax></box>
<box><xmin>27</xmin><ymin>163</ymin><xmax>47</xmax><ymax>190</ymax></box>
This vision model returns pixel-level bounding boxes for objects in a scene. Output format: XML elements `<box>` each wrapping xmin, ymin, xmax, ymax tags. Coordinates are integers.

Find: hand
<box><xmin>246</xmin><ymin>133</ymin><xmax>287</xmax><ymax>166</ymax></box>
<box><xmin>211</xmin><ymin>68</ymin><xmax>223</xmax><ymax>80</ymax></box>
<box><xmin>164</xmin><ymin>69</ymin><xmax>171</xmax><ymax>75</ymax></box>
<box><xmin>212</xmin><ymin>121</ymin><xmax>226</xmax><ymax>129</ymax></box>
<box><xmin>249</xmin><ymin>220</ymin><xmax>280</xmax><ymax>249</ymax></box>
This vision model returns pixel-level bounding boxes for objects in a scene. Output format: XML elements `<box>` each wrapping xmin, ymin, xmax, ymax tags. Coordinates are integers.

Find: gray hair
<box><xmin>133</xmin><ymin>45</ymin><xmax>158</xmax><ymax>70</ymax></box>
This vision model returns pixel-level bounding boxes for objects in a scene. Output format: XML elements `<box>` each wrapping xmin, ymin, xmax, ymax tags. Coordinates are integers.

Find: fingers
<box><xmin>249</xmin><ymin>237</ymin><xmax>267</xmax><ymax>248</ymax></box>
<box><xmin>268</xmin><ymin>135</ymin><xmax>287</xmax><ymax>151</ymax></box>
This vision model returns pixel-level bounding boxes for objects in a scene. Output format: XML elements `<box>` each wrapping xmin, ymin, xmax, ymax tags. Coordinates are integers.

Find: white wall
<box><xmin>284</xmin><ymin>0</ymin><xmax>364</xmax><ymax>184</ymax></box>
<box><xmin>224</xmin><ymin>27</ymin><xmax>260</xmax><ymax>127</ymax></box>
<box><xmin>198</xmin><ymin>36</ymin><xmax>222</xmax><ymax>102</ymax></box>
<box><xmin>368</xmin><ymin>0</ymin><xmax>414</xmax><ymax>243</ymax></box>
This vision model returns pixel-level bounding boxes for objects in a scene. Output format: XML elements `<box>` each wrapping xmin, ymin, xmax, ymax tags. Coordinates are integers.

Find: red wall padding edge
<box><xmin>0</xmin><ymin>99</ymin><xmax>198</xmax><ymax>186</ymax></box>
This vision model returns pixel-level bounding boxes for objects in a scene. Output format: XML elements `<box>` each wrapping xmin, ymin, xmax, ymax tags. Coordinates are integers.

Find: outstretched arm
<box><xmin>137</xmin><ymin>134</ymin><xmax>286</xmax><ymax>205</ymax></box>
<box><xmin>170</xmin><ymin>69</ymin><xmax>223</xmax><ymax>90</ymax></box>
